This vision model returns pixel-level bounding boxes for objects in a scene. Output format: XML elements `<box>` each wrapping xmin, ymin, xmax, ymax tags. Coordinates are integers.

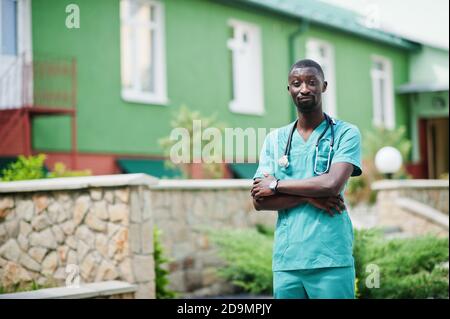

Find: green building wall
<box><xmin>31</xmin><ymin>0</ymin><xmax>410</xmax><ymax>160</ymax></box>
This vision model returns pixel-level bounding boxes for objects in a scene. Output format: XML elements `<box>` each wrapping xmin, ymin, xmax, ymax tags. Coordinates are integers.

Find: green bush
<box><xmin>47</xmin><ymin>162</ymin><xmax>91</xmax><ymax>178</ymax></box>
<box><xmin>363</xmin><ymin>126</ymin><xmax>412</xmax><ymax>163</ymax></box>
<box><xmin>255</xmin><ymin>223</ymin><xmax>275</xmax><ymax>237</ymax></box>
<box><xmin>158</xmin><ymin>105</ymin><xmax>228</xmax><ymax>179</ymax></box>
<box><xmin>154</xmin><ymin>226</ymin><xmax>177</xmax><ymax>299</ymax></box>
<box><xmin>1</xmin><ymin>154</ymin><xmax>91</xmax><ymax>181</ymax></box>
<box><xmin>1</xmin><ymin>154</ymin><xmax>47</xmax><ymax>181</ymax></box>
<box><xmin>209</xmin><ymin>227</ymin><xmax>273</xmax><ymax>295</ymax></box>
<box><xmin>0</xmin><ymin>280</ymin><xmax>48</xmax><ymax>294</ymax></box>
<box><xmin>354</xmin><ymin>229</ymin><xmax>449</xmax><ymax>299</ymax></box>
<box><xmin>211</xmin><ymin>227</ymin><xmax>448</xmax><ymax>298</ymax></box>
<box><xmin>346</xmin><ymin>126</ymin><xmax>413</xmax><ymax>206</ymax></box>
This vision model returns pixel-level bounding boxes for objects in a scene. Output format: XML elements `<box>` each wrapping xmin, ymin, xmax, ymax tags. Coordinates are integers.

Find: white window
<box><xmin>1</xmin><ymin>0</ymin><xmax>18</xmax><ymax>56</ymax></box>
<box><xmin>0</xmin><ymin>0</ymin><xmax>32</xmax><ymax>109</ymax></box>
<box><xmin>227</xmin><ymin>19</ymin><xmax>264</xmax><ymax>115</ymax></box>
<box><xmin>305</xmin><ymin>38</ymin><xmax>337</xmax><ymax>117</ymax></box>
<box><xmin>120</xmin><ymin>0</ymin><xmax>167</xmax><ymax>105</ymax></box>
<box><xmin>371</xmin><ymin>55</ymin><xmax>395</xmax><ymax>129</ymax></box>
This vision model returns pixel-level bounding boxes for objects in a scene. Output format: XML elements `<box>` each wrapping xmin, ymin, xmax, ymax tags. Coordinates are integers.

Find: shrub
<box><xmin>1</xmin><ymin>154</ymin><xmax>47</xmax><ymax>181</ymax></box>
<box><xmin>47</xmin><ymin>162</ymin><xmax>91</xmax><ymax>178</ymax></box>
<box><xmin>158</xmin><ymin>105</ymin><xmax>227</xmax><ymax>179</ymax></box>
<box><xmin>209</xmin><ymin>227</ymin><xmax>273</xmax><ymax>295</ymax></box>
<box><xmin>154</xmin><ymin>226</ymin><xmax>177</xmax><ymax>299</ymax></box>
<box><xmin>354</xmin><ymin>229</ymin><xmax>449</xmax><ymax>299</ymax></box>
<box><xmin>255</xmin><ymin>223</ymin><xmax>275</xmax><ymax>237</ymax></box>
<box><xmin>0</xmin><ymin>155</ymin><xmax>91</xmax><ymax>182</ymax></box>
<box><xmin>0</xmin><ymin>280</ymin><xmax>49</xmax><ymax>294</ymax></box>
<box><xmin>345</xmin><ymin>126</ymin><xmax>413</xmax><ymax>206</ymax></box>
<box><xmin>211</xmin><ymin>227</ymin><xmax>449</xmax><ymax>298</ymax></box>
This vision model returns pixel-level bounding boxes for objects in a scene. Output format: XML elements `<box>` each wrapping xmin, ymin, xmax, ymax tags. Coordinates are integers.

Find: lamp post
<box><xmin>374</xmin><ymin>146</ymin><xmax>403</xmax><ymax>179</ymax></box>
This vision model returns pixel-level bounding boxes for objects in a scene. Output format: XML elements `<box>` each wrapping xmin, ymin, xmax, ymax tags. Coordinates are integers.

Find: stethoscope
<box><xmin>278</xmin><ymin>113</ymin><xmax>336</xmax><ymax>175</ymax></box>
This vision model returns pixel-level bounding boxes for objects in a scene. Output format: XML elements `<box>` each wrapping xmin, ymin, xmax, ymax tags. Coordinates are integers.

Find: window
<box><xmin>120</xmin><ymin>0</ymin><xmax>167</xmax><ymax>105</ymax></box>
<box><xmin>0</xmin><ymin>0</ymin><xmax>18</xmax><ymax>56</ymax></box>
<box><xmin>227</xmin><ymin>19</ymin><xmax>264</xmax><ymax>115</ymax></box>
<box><xmin>0</xmin><ymin>0</ymin><xmax>32</xmax><ymax>109</ymax></box>
<box><xmin>305</xmin><ymin>38</ymin><xmax>337</xmax><ymax>117</ymax></box>
<box><xmin>371</xmin><ymin>55</ymin><xmax>395</xmax><ymax>129</ymax></box>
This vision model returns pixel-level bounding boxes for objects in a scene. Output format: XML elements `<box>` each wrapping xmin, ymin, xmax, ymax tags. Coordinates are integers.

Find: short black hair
<box><xmin>289</xmin><ymin>59</ymin><xmax>325</xmax><ymax>80</ymax></box>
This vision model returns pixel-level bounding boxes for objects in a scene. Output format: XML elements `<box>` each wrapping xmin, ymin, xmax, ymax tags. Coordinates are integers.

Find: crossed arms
<box><xmin>251</xmin><ymin>162</ymin><xmax>354</xmax><ymax>216</ymax></box>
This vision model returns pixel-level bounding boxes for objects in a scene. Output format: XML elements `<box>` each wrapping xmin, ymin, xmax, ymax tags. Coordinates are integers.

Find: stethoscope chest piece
<box><xmin>278</xmin><ymin>155</ymin><xmax>289</xmax><ymax>168</ymax></box>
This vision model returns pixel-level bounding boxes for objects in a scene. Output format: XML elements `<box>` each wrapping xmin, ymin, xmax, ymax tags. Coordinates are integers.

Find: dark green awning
<box><xmin>229</xmin><ymin>163</ymin><xmax>259</xmax><ymax>179</ymax></box>
<box><xmin>116</xmin><ymin>159</ymin><xmax>183</xmax><ymax>179</ymax></box>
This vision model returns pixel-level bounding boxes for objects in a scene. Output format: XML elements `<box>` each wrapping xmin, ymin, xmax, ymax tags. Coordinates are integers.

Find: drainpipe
<box><xmin>288</xmin><ymin>19</ymin><xmax>310</xmax><ymax>121</ymax></box>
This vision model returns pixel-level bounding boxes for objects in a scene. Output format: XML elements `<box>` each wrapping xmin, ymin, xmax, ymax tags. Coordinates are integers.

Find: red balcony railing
<box><xmin>0</xmin><ymin>54</ymin><xmax>78</xmax><ymax>165</ymax></box>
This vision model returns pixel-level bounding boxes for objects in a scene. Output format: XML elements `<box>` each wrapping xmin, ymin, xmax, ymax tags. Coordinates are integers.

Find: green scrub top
<box><xmin>253</xmin><ymin>118</ymin><xmax>362</xmax><ymax>271</ymax></box>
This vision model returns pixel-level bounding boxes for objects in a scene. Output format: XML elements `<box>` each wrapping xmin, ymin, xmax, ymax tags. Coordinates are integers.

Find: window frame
<box><xmin>370</xmin><ymin>55</ymin><xmax>395</xmax><ymax>129</ymax></box>
<box><xmin>120</xmin><ymin>0</ymin><xmax>168</xmax><ymax>105</ymax></box>
<box><xmin>227</xmin><ymin>18</ymin><xmax>265</xmax><ymax>116</ymax></box>
<box><xmin>305</xmin><ymin>37</ymin><xmax>337</xmax><ymax>117</ymax></box>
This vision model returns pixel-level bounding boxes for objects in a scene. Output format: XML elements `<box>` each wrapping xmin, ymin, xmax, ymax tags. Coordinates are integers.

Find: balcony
<box><xmin>0</xmin><ymin>54</ymin><xmax>77</xmax><ymax>165</ymax></box>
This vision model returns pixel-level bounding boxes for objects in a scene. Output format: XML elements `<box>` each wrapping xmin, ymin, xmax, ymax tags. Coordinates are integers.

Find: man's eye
<box><xmin>309</xmin><ymin>81</ymin><xmax>316</xmax><ymax>85</ymax></box>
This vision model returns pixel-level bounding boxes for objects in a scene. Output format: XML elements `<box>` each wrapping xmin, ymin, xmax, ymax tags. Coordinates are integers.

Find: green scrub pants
<box><xmin>273</xmin><ymin>266</ymin><xmax>355</xmax><ymax>299</ymax></box>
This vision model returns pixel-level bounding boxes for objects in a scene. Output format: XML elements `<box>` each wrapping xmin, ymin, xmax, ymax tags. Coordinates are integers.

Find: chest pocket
<box><xmin>276</xmin><ymin>150</ymin><xmax>309</xmax><ymax>179</ymax></box>
<box><xmin>314</xmin><ymin>137</ymin><xmax>334</xmax><ymax>176</ymax></box>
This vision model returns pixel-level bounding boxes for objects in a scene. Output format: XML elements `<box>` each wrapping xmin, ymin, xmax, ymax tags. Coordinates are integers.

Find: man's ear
<box><xmin>322</xmin><ymin>81</ymin><xmax>328</xmax><ymax>93</ymax></box>
<box><xmin>287</xmin><ymin>85</ymin><xmax>290</xmax><ymax>91</ymax></box>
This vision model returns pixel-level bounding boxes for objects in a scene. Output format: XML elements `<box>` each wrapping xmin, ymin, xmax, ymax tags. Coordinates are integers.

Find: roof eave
<box><xmin>223</xmin><ymin>0</ymin><xmax>421</xmax><ymax>51</ymax></box>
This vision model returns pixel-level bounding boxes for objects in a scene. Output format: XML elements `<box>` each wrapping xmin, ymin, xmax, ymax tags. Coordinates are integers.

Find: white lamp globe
<box><xmin>374</xmin><ymin>146</ymin><xmax>403</xmax><ymax>175</ymax></box>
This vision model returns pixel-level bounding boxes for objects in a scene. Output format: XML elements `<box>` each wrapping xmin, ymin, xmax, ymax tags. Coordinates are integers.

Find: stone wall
<box><xmin>372</xmin><ymin>179</ymin><xmax>449</xmax><ymax>237</ymax></box>
<box><xmin>149</xmin><ymin>180</ymin><xmax>276</xmax><ymax>297</ymax></box>
<box><xmin>0</xmin><ymin>174</ymin><xmax>157</xmax><ymax>298</ymax></box>
<box><xmin>1</xmin><ymin>175</ymin><xmax>274</xmax><ymax>298</ymax></box>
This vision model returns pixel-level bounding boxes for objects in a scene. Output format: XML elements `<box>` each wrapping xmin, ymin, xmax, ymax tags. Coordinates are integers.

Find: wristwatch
<box><xmin>269</xmin><ymin>179</ymin><xmax>280</xmax><ymax>194</ymax></box>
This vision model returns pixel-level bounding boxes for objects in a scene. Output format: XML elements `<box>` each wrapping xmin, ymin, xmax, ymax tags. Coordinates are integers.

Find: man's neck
<box><xmin>297</xmin><ymin>109</ymin><xmax>324</xmax><ymax>132</ymax></box>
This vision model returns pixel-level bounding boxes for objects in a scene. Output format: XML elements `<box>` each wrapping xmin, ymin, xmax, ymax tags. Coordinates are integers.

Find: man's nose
<box><xmin>299</xmin><ymin>83</ymin><xmax>310</xmax><ymax>95</ymax></box>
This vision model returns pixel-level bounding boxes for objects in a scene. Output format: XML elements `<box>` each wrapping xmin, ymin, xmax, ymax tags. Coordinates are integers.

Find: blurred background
<box><xmin>0</xmin><ymin>0</ymin><xmax>448</xmax><ymax>299</ymax></box>
<box><xmin>0</xmin><ymin>0</ymin><xmax>448</xmax><ymax>180</ymax></box>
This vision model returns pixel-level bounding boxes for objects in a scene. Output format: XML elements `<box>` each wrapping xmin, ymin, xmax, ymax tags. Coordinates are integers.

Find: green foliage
<box><xmin>363</xmin><ymin>126</ymin><xmax>412</xmax><ymax>162</ymax></box>
<box><xmin>47</xmin><ymin>162</ymin><xmax>91</xmax><ymax>178</ymax></box>
<box><xmin>354</xmin><ymin>229</ymin><xmax>449</xmax><ymax>299</ymax></box>
<box><xmin>0</xmin><ymin>280</ymin><xmax>48</xmax><ymax>294</ymax></box>
<box><xmin>154</xmin><ymin>226</ymin><xmax>177</xmax><ymax>299</ymax></box>
<box><xmin>346</xmin><ymin>126</ymin><xmax>413</xmax><ymax>206</ymax></box>
<box><xmin>345</xmin><ymin>175</ymin><xmax>371</xmax><ymax>206</ymax></box>
<box><xmin>255</xmin><ymin>223</ymin><xmax>275</xmax><ymax>237</ymax></box>
<box><xmin>1</xmin><ymin>154</ymin><xmax>47</xmax><ymax>181</ymax></box>
<box><xmin>158</xmin><ymin>105</ymin><xmax>228</xmax><ymax>179</ymax></box>
<box><xmin>209</xmin><ymin>228</ymin><xmax>273</xmax><ymax>295</ymax></box>
<box><xmin>210</xmin><ymin>226</ymin><xmax>448</xmax><ymax>298</ymax></box>
<box><xmin>0</xmin><ymin>154</ymin><xmax>91</xmax><ymax>181</ymax></box>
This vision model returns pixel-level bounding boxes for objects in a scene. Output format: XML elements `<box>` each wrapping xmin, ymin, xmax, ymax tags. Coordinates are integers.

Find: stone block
<box><xmin>42</xmin><ymin>252</ymin><xmax>58</xmax><ymax>276</ymax></box>
<box><xmin>20</xmin><ymin>253</ymin><xmax>41</xmax><ymax>272</ymax></box>
<box><xmin>0</xmin><ymin>239</ymin><xmax>21</xmax><ymax>262</ymax></box>
<box><xmin>29</xmin><ymin>228</ymin><xmax>57</xmax><ymax>249</ymax></box>
<box><xmin>132</xmin><ymin>255</ymin><xmax>155</xmax><ymax>282</ymax></box>
<box><xmin>28</xmin><ymin>247</ymin><xmax>47</xmax><ymax>263</ymax></box>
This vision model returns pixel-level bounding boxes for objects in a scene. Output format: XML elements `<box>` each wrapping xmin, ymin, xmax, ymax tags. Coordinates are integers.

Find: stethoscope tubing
<box><xmin>281</xmin><ymin>113</ymin><xmax>335</xmax><ymax>173</ymax></box>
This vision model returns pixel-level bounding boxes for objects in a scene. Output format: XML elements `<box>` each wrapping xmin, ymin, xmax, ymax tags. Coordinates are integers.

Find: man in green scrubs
<box><xmin>251</xmin><ymin>59</ymin><xmax>362</xmax><ymax>299</ymax></box>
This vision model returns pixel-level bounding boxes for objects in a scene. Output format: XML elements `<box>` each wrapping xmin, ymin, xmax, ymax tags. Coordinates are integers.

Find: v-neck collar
<box><xmin>294</xmin><ymin>118</ymin><xmax>328</xmax><ymax>145</ymax></box>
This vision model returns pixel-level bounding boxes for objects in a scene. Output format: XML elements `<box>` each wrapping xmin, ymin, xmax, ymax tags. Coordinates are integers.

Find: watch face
<box><xmin>269</xmin><ymin>180</ymin><xmax>277</xmax><ymax>190</ymax></box>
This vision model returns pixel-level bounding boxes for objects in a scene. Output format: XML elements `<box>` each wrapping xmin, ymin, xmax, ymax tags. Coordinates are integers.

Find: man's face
<box><xmin>287</xmin><ymin>67</ymin><xmax>327</xmax><ymax>113</ymax></box>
